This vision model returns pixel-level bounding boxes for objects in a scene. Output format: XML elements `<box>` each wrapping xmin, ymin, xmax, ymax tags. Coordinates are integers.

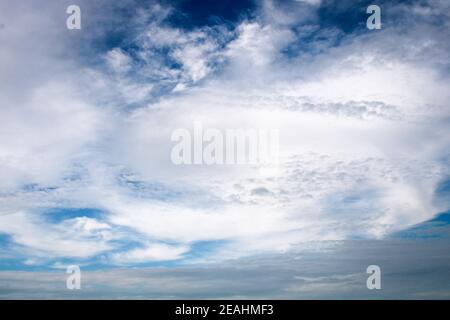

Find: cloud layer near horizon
<box><xmin>2</xmin><ymin>238</ymin><xmax>450</xmax><ymax>299</ymax></box>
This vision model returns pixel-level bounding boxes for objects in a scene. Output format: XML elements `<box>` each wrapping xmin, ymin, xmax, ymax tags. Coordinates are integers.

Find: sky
<box><xmin>0</xmin><ymin>0</ymin><xmax>449</xmax><ymax>299</ymax></box>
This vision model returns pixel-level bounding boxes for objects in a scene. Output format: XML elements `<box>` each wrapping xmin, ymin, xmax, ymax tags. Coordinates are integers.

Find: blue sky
<box><xmin>0</xmin><ymin>0</ymin><xmax>450</xmax><ymax>298</ymax></box>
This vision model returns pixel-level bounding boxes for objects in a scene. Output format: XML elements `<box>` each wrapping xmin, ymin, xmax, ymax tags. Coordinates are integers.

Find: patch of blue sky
<box><xmin>435</xmin><ymin>177</ymin><xmax>450</xmax><ymax>198</ymax></box>
<box><xmin>40</xmin><ymin>208</ymin><xmax>105</xmax><ymax>224</ymax></box>
<box><xmin>181</xmin><ymin>240</ymin><xmax>229</xmax><ymax>263</ymax></box>
<box><xmin>280</xmin><ymin>30</ymin><xmax>343</xmax><ymax>60</ymax></box>
<box><xmin>317</xmin><ymin>0</ymin><xmax>421</xmax><ymax>31</ymax></box>
<box><xmin>317</xmin><ymin>0</ymin><xmax>372</xmax><ymax>33</ymax></box>
<box><xmin>166</xmin><ymin>0</ymin><xmax>255</xmax><ymax>30</ymax></box>
<box><xmin>385</xmin><ymin>177</ymin><xmax>450</xmax><ymax>239</ymax></box>
<box><xmin>429</xmin><ymin>212</ymin><xmax>450</xmax><ymax>224</ymax></box>
<box><xmin>390</xmin><ymin>210</ymin><xmax>450</xmax><ymax>240</ymax></box>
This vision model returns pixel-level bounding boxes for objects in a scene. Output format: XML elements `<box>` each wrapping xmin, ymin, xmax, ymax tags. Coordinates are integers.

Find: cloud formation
<box><xmin>2</xmin><ymin>237</ymin><xmax>450</xmax><ymax>299</ymax></box>
<box><xmin>0</xmin><ymin>0</ymin><xmax>449</xmax><ymax>271</ymax></box>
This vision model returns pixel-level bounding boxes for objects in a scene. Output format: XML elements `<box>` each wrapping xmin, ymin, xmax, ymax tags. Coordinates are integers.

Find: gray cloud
<box><xmin>1</xmin><ymin>238</ymin><xmax>450</xmax><ymax>299</ymax></box>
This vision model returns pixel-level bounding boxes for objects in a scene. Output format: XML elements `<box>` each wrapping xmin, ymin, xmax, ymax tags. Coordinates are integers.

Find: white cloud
<box><xmin>295</xmin><ymin>0</ymin><xmax>321</xmax><ymax>5</ymax></box>
<box><xmin>225</xmin><ymin>22</ymin><xmax>294</xmax><ymax>66</ymax></box>
<box><xmin>105</xmin><ymin>48</ymin><xmax>133</xmax><ymax>74</ymax></box>
<box><xmin>111</xmin><ymin>243</ymin><xmax>189</xmax><ymax>264</ymax></box>
<box><xmin>0</xmin><ymin>212</ymin><xmax>113</xmax><ymax>258</ymax></box>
